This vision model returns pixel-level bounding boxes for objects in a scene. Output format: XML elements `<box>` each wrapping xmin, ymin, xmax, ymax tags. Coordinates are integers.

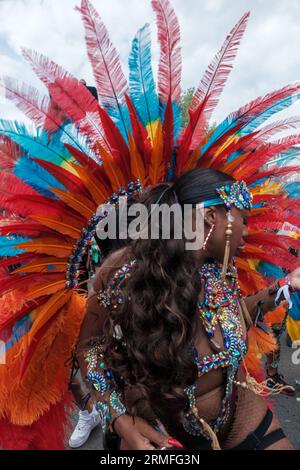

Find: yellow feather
<box><xmin>128</xmin><ymin>133</ymin><xmax>146</xmax><ymax>182</ymax></box>
<box><xmin>149</xmin><ymin>121</ymin><xmax>164</xmax><ymax>184</ymax></box>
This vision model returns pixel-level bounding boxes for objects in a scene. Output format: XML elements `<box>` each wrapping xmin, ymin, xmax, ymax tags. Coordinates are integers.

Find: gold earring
<box><xmin>221</xmin><ymin>211</ymin><xmax>233</xmax><ymax>279</ymax></box>
<box><xmin>203</xmin><ymin>224</ymin><xmax>215</xmax><ymax>251</ymax></box>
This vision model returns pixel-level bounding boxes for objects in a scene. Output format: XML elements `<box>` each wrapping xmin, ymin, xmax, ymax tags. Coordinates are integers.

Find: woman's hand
<box><xmin>113</xmin><ymin>414</ymin><xmax>183</xmax><ymax>450</ymax></box>
<box><xmin>289</xmin><ymin>267</ymin><xmax>300</xmax><ymax>291</ymax></box>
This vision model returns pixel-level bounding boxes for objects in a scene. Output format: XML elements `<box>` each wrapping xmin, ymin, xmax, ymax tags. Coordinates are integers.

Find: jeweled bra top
<box><xmin>96</xmin><ymin>259</ymin><xmax>247</xmax><ymax>436</ymax></box>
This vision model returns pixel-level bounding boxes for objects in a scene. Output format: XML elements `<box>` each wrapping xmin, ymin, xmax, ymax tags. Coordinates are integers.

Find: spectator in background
<box><xmin>80</xmin><ymin>79</ymin><xmax>98</xmax><ymax>102</ymax></box>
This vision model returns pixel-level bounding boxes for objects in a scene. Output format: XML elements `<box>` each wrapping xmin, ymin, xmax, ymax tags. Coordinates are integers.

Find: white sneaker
<box><xmin>69</xmin><ymin>406</ymin><xmax>101</xmax><ymax>448</ymax></box>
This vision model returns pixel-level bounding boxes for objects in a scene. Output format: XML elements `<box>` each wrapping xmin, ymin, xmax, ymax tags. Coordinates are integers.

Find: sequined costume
<box><xmin>77</xmin><ymin>247</ymin><xmax>292</xmax><ymax>450</ymax></box>
<box><xmin>0</xmin><ymin>0</ymin><xmax>299</xmax><ymax>450</ymax></box>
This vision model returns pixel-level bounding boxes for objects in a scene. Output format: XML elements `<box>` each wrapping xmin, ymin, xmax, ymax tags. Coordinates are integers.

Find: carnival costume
<box><xmin>0</xmin><ymin>0</ymin><xmax>299</xmax><ymax>449</ymax></box>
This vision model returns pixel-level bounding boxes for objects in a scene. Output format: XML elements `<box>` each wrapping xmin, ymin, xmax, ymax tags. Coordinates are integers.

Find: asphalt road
<box><xmin>68</xmin><ymin>332</ymin><xmax>300</xmax><ymax>451</ymax></box>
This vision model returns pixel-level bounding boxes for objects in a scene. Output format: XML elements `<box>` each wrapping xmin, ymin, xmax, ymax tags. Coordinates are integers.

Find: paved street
<box><xmin>68</xmin><ymin>332</ymin><xmax>300</xmax><ymax>450</ymax></box>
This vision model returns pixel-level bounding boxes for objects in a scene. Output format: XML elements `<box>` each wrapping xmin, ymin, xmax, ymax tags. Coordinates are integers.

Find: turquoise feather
<box><xmin>129</xmin><ymin>23</ymin><xmax>159</xmax><ymax>138</ymax></box>
<box><xmin>201</xmin><ymin>93</ymin><xmax>300</xmax><ymax>157</ymax></box>
<box><xmin>0</xmin><ymin>236</ymin><xmax>31</xmax><ymax>256</ymax></box>
<box><xmin>14</xmin><ymin>156</ymin><xmax>65</xmax><ymax>198</ymax></box>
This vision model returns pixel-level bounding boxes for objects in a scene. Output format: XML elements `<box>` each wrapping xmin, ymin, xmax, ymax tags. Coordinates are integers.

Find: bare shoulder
<box><xmin>92</xmin><ymin>247</ymin><xmax>132</xmax><ymax>293</ymax></box>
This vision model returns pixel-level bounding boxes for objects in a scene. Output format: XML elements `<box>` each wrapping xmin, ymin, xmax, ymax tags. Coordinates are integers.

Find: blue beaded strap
<box><xmin>86</xmin><ymin>371</ymin><xmax>107</xmax><ymax>395</ymax></box>
<box><xmin>96</xmin><ymin>401</ymin><xmax>111</xmax><ymax>433</ymax></box>
<box><xmin>110</xmin><ymin>390</ymin><xmax>126</xmax><ymax>416</ymax></box>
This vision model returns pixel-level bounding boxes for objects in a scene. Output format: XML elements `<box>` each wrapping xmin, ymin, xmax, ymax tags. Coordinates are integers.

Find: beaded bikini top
<box><xmin>97</xmin><ymin>259</ymin><xmax>248</xmax><ymax>437</ymax></box>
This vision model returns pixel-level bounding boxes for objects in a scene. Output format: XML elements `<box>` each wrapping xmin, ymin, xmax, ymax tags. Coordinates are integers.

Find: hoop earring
<box><xmin>203</xmin><ymin>224</ymin><xmax>215</xmax><ymax>251</ymax></box>
<box><xmin>221</xmin><ymin>211</ymin><xmax>233</xmax><ymax>279</ymax></box>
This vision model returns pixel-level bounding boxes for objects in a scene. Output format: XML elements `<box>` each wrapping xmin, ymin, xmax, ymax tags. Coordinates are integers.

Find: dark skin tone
<box><xmin>88</xmin><ymin>206</ymin><xmax>300</xmax><ymax>449</ymax></box>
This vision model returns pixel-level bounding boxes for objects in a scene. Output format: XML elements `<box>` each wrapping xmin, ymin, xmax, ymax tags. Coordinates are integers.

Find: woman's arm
<box><xmin>243</xmin><ymin>267</ymin><xmax>300</xmax><ymax>322</ymax></box>
<box><xmin>76</xmin><ymin>277</ymin><xmax>127</xmax><ymax>434</ymax></box>
<box><xmin>76</xmin><ymin>269</ymin><xmax>177</xmax><ymax>449</ymax></box>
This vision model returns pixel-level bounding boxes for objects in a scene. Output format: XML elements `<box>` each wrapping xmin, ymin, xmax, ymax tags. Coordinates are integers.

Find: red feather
<box><xmin>48</xmin><ymin>78</ymin><xmax>109</xmax><ymax>154</ymax></box>
<box><xmin>0</xmin><ymin>222</ymin><xmax>49</xmax><ymax>237</ymax></box>
<box><xmin>76</xmin><ymin>0</ymin><xmax>128</xmax><ymax>138</ymax></box>
<box><xmin>176</xmin><ymin>95</ymin><xmax>211</xmax><ymax>175</ymax></box>
<box><xmin>190</xmin><ymin>12</ymin><xmax>250</xmax><ymax>143</ymax></box>
<box><xmin>234</xmin><ymin>135</ymin><xmax>300</xmax><ymax>179</ymax></box>
<box><xmin>125</xmin><ymin>94</ymin><xmax>152</xmax><ymax>168</ymax></box>
<box><xmin>33</xmin><ymin>158</ymin><xmax>91</xmax><ymax>198</ymax></box>
<box><xmin>22</xmin><ymin>48</ymin><xmax>68</xmax><ymax>86</ymax></box>
<box><xmin>0</xmin><ymin>135</ymin><xmax>21</xmax><ymax>170</ymax></box>
<box><xmin>162</xmin><ymin>96</ymin><xmax>174</xmax><ymax>165</ymax></box>
<box><xmin>3</xmin><ymin>194</ymin><xmax>86</xmax><ymax>224</ymax></box>
<box><xmin>19</xmin><ymin>307</ymin><xmax>61</xmax><ymax>380</ymax></box>
<box><xmin>0</xmin><ymin>253</ymin><xmax>35</xmax><ymax>269</ymax></box>
<box><xmin>0</xmin><ymin>296</ymin><xmax>49</xmax><ymax>331</ymax></box>
<box><xmin>227</xmin><ymin>83</ymin><xmax>300</xmax><ymax>135</ymax></box>
<box><xmin>0</xmin><ymin>272</ymin><xmax>63</xmax><ymax>297</ymax></box>
<box><xmin>151</xmin><ymin>0</ymin><xmax>182</xmax><ymax>104</ymax></box>
<box><xmin>247</xmin><ymin>166</ymin><xmax>300</xmax><ymax>185</ymax></box>
<box><xmin>0</xmin><ymin>77</ymin><xmax>66</xmax><ymax>134</ymax></box>
<box><xmin>97</xmin><ymin>106</ymin><xmax>131</xmax><ymax>179</ymax></box>
<box><xmin>254</xmin><ymin>116</ymin><xmax>300</xmax><ymax>142</ymax></box>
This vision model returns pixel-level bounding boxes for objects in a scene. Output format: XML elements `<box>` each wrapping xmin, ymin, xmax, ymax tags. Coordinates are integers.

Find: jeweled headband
<box><xmin>202</xmin><ymin>181</ymin><xmax>253</xmax><ymax>210</ymax></box>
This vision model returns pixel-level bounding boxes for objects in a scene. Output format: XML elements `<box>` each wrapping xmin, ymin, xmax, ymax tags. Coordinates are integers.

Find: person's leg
<box><xmin>260</xmin><ymin>413</ymin><xmax>294</xmax><ymax>450</ymax></box>
<box><xmin>266</xmin><ymin>324</ymin><xmax>295</xmax><ymax>396</ymax></box>
<box><xmin>68</xmin><ymin>375</ymin><xmax>100</xmax><ymax>448</ymax></box>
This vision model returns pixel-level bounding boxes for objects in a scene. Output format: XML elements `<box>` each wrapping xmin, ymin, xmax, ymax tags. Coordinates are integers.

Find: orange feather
<box><xmin>26</xmin><ymin>279</ymin><xmax>67</xmax><ymax>300</ymax></box>
<box><xmin>149</xmin><ymin>121</ymin><xmax>164</xmax><ymax>184</ymax></box>
<box><xmin>27</xmin><ymin>290</ymin><xmax>72</xmax><ymax>344</ymax></box>
<box><xmin>51</xmin><ymin>187</ymin><xmax>95</xmax><ymax>218</ymax></box>
<box><xmin>31</xmin><ymin>214</ymin><xmax>82</xmax><ymax>238</ymax></box>
<box><xmin>96</xmin><ymin>143</ymin><xmax>126</xmax><ymax>192</ymax></box>
<box><xmin>70</xmin><ymin>161</ymin><xmax>111</xmax><ymax>204</ymax></box>
<box><xmin>128</xmin><ymin>133</ymin><xmax>146</xmax><ymax>182</ymax></box>
<box><xmin>13</xmin><ymin>258</ymin><xmax>67</xmax><ymax>274</ymax></box>
<box><xmin>16</xmin><ymin>236</ymin><xmax>73</xmax><ymax>257</ymax></box>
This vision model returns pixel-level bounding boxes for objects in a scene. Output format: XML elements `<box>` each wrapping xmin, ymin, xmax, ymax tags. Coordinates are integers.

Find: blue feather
<box><xmin>129</xmin><ymin>23</ymin><xmax>159</xmax><ymax>140</ymax></box>
<box><xmin>14</xmin><ymin>156</ymin><xmax>65</xmax><ymax>197</ymax></box>
<box><xmin>258</xmin><ymin>261</ymin><xmax>285</xmax><ymax>281</ymax></box>
<box><xmin>289</xmin><ymin>292</ymin><xmax>300</xmax><ymax>321</ymax></box>
<box><xmin>284</xmin><ymin>181</ymin><xmax>300</xmax><ymax>199</ymax></box>
<box><xmin>241</xmin><ymin>93</ymin><xmax>300</xmax><ymax>136</ymax></box>
<box><xmin>201</xmin><ymin>93</ymin><xmax>300</xmax><ymax>157</ymax></box>
<box><xmin>105</xmin><ymin>103</ymin><xmax>131</xmax><ymax>143</ymax></box>
<box><xmin>0</xmin><ymin>236</ymin><xmax>31</xmax><ymax>256</ymax></box>
<box><xmin>0</xmin><ymin>120</ymin><xmax>71</xmax><ymax>165</ymax></box>
<box><xmin>4</xmin><ymin>315</ymin><xmax>33</xmax><ymax>352</ymax></box>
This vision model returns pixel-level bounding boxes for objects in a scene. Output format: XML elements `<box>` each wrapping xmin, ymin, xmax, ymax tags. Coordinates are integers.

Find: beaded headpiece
<box><xmin>203</xmin><ymin>181</ymin><xmax>253</xmax><ymax>210</ymax></box>
<box><xmin>66</xmin><ymin>180</ymin><xmax>142</xmax><ymax>289</ymax></box>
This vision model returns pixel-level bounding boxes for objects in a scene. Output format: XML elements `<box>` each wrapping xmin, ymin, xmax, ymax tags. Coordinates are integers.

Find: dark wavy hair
<box><xmin>103</xmin><ymin>168</ymin><xmax>235</xmax><ymax>427</ymax></box>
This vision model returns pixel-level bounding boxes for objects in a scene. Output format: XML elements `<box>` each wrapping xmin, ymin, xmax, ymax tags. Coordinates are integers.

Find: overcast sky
<box><xmin>1</xmin><ymin>0</ymin><xmax>300</xmax><ymax>126</ymax></box>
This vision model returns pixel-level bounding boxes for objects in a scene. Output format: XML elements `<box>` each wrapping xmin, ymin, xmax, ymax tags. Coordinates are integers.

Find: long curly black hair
<box><xmin>103</xmin><ymin>168</ymin><xmax>235</xmax><ymax>425</ymax></box>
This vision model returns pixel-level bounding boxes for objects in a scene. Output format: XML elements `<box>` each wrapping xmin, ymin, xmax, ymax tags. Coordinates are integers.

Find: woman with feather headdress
<box><xmin>0</xmin><ymin>0</ymin><xmax>300</xmax><ymax>450</ymax></box>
